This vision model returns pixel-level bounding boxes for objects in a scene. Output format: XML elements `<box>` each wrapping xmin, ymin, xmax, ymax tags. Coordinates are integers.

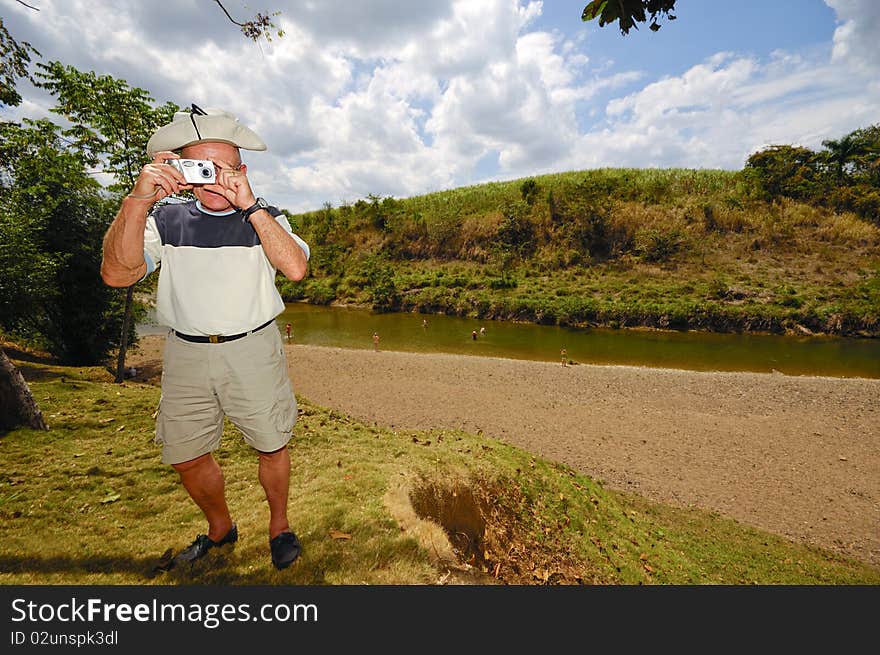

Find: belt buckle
<box><xmin>209</xmin><ymin>335</ymin><xmax>220</xmax><ymax>344</ymax></box>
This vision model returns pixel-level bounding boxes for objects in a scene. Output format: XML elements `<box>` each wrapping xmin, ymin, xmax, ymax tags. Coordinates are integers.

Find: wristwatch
<box><xmin>241</xmin><ymin>197</ymin><xmax>269</xmax><ymax>223</ymax></box>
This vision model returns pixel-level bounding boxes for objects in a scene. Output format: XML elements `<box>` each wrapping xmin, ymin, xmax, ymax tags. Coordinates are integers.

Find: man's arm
<box><xmin>100</xmin><ymin>151</ymin><xmax>191</xmax><ymax>288</ymax></box>
<box><xmin>248</xmin><ymin>211</ymin><xmax>308</xmax><ymax>281</ymax></box>
<box><xmin>100</xmin><ymin>196</ymin><xmax>153</xmax><ymax>287</ymax></box>
<box><xmin>212</xmin><ymin>160</ymin><xmax>308</xmax><ymax>281</ymax></box>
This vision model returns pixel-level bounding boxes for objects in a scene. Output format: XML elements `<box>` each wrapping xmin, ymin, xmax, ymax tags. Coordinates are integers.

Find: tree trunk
<box><xmin>114</xmin><ymin>285</ymin><xmax>134</xmax><ymax>383</ymax></box>
<box><xmin>0</xmin><ymin>347</ymin><xmax>48</xmax><ymax>431</ymax></box>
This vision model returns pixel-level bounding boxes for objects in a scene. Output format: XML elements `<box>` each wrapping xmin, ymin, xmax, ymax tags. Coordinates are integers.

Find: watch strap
<box><xmin>241</xmin><ymin>198</ymin><xmax>267</xmax><ymax>223</ymax></box>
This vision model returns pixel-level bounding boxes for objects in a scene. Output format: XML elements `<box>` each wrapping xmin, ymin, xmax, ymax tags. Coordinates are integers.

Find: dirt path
<box><xmin>129</xmin><ymin>336</ymin><xmax>880</xmax><ymax>566</ymax></box>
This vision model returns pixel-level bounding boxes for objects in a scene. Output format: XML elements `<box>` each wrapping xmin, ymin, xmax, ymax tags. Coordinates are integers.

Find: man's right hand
<box><xmin>129</xmin><ymin>151</ymin><xmax>193</xmax><ymax>201</ymax></box>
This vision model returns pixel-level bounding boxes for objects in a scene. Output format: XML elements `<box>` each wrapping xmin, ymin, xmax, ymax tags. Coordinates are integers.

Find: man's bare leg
<box><xmin>258</xmin><ymin>446</ymin><xmax>291</xmax><ymax>539</ymax></box>
<box><xmin>172</xmin><ymin>452</ymin><xmax>234</xmax><ymax>541</ymax></box>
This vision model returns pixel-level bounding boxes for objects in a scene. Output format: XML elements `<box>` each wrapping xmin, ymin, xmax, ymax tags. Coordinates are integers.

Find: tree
<box><xmin>0</xmin><ymin>120</ymin><xmax>61</xmax><ymax>335</ymax></box>
<box><xmin>492</xmin><ymin>200</ymin><xmax>536</xmax><ymax>287</ymax></box>
<box><xmin>582</xmin><ymin>0</ymin><xmax>677</xmax><ymax>34</ymax></box>
<box><xmin>0</xmin><ymin>348</ymin><xmax>47</xmax><ymax>431</ymax></box>
<box><xmin>36</xmin><ymin>62</ymin><xmax>178</xmax><ymax>194</ymax></box>
<box><xmin>0</xmin><ymin>18</ymin><xmax>47</xmax><ymax>431</ymax></box>
<box><xmin>0</xmin><ymin>118</ymin><xmax>128</xmax><ymax>364</ymax></box>
<box><xmin>35</xmin><ymin>62</ymin><xmax>178</xmax><ymax>381</ymax></box>
<box><xmin>821</xmin><ymin>134</ymin><xmax>861</xmax><ymax>181</ymax></box>
<box><xmin>829</xmin><ymin>125</ymin><xmax>880</xmax><ymax>185</ymax></box>
<box><xmin>0</xmin><ymin>17</ymin><xmax>39</xmax><ymax>107</ymax></box>
<box><xmin>744</xmin><ymin>145</ymin><xmax>820</xmax><ymax>201</ymax></box>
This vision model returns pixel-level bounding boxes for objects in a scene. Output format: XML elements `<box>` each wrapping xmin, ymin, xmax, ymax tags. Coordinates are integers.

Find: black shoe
<box><xmin>270</xmin><ymin>530</ymin><xmax>302</xmax><ymax>570</ymax></box>
<box><xmin>173</xmin><ymin>523</ymin><xmax>238</xmax><ymax>566</ymax></box>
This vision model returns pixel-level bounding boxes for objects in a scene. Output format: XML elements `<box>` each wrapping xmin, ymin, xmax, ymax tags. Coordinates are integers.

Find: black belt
<box><xmin>172</xmin><ymin>319</ymin><xmax>275</xmax><ymax>344</ymax></box>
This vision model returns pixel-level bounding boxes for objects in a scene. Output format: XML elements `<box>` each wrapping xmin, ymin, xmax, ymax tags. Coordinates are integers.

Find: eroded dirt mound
<box><xmin>389</xmin><ymin>476</ymin><xmax>599</xmax><ymax>585</ymax></box>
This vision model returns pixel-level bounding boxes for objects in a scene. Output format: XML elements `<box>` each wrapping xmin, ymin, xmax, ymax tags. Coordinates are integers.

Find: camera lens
<box><xmin>200</xmin><ymin>167</ymin><xmax>212</xmax><ymax>179</ymax></box>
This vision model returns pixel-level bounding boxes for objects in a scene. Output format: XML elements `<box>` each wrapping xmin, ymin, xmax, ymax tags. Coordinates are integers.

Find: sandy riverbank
<box><xmin>128</xmin><ymin>334</ymin><xmax>880</xmax><ymax>566</ymax></box>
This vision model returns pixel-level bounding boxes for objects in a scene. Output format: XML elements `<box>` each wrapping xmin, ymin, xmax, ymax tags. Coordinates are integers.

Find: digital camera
<box><xmin>166</xmin><ymin>158</ymin><xmax>216</xmax><ymax>184</ymax></box>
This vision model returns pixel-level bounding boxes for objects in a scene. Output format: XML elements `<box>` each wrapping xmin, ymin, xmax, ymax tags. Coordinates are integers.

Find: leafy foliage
<box><xmin>634</xmin><ymin>224</ymin><xmax>686</xmax><ymax>262</ymax></box>
<box><xmin>0</xmin><ymin>17</ymin><xmax>39</xmax><ymax>108</ymax></box>
<box><xmin>745</xmin><ymin>145</ymin><xmax>819</xmax><ymax>201</ymax></box>
<box><xmin>213</xmin><ymin>0</ymin><xmax>284</xmax><ymax>42</ymax></box>
<box><xmin>0</xmin><ymin>119</ymin><xmax>135</xmax><ymax>363</ymax></box>
<box><xmin>582</xmin><ymin>0</ymin><xmax>677</xmax><ymax>34</ymax></box>
<box><xmin>746</xmin><ymin>124</ymin><xmax>880</xmax><ymax>223</ymax></box>
<box><xmin>520</xmin><ymin>178</ymin><xmax>540</xmax><ymax>205</ymax></box>
<box><xmin>32</xmin><ymin>63</ymin><xmax>178</xmax><ymax>377</ymax></box>
<box><xmin>1</xmin><ymin>58</ymin><xmax>175</xmax><ymax>364</ymax></box>
<box><xmin>35</xmin><ymin>62</ymin><xmax>179</xmax><ymax>192</ymax></box>
<box><xmin>362</xmin><ymin>254</ymin><xmax>400</xmax><ymax>311</ymax></box>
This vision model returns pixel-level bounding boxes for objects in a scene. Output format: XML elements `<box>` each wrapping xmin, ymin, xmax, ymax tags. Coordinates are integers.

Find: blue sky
<box><xmin>2</xmin><ymin>0</ymin><xmax>878</xmax><ymax>212</ymax></box>
<box><xmin>540</xmin><ymin>1</ymin><xmax>838</xmax><ymax>72</ymax></box>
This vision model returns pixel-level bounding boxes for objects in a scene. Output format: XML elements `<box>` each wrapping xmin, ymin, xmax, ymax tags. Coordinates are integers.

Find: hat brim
<box><xmin>146</xmin><ymin>114</ymin><xmax>267</xmax><ymax>158</ymax></box>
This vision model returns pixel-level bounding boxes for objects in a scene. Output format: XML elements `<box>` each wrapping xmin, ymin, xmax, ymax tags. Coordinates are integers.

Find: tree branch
<box><xmin>213</xmin><ymin>0</ymin><xmax>244</xmax><ymax>27</ymax></box>
<box><xmin>213</xmin><ymin>0</ymin><xmax>282</xmax><ymax>42</ymax></box>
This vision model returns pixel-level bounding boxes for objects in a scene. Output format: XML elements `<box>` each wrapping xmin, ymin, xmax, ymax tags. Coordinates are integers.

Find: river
<box><xmin>138</xmin><ymin>303</ymin><xmax>880</xmax><ymax>378</ymax></box>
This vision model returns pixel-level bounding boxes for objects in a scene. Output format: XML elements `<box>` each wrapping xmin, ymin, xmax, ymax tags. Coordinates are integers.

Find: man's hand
<box><xmin>129</xmin><ymin>151</ymin><xmax>192</xmax><ymax>201</ymax></box>
<box><xmin>212</xmin><ymin>157</ymin><xmax>257</xmax><ymax>210</ymax></box>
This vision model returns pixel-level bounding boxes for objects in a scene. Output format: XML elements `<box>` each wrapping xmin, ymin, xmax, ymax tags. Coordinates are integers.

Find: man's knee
<box><xmin>257</xmin><ymin>444</ymin><xmax>287</xmax><ymax>459</ymax></box>
<box><xmin>257</xmin><ymin>445</ymin><xmax>289</xmax><ymax>462</ymax></box>
<box><xmin>171</xmin><ymin>452</ymin><xmax>213</xmax><ymax>473</ymax></box>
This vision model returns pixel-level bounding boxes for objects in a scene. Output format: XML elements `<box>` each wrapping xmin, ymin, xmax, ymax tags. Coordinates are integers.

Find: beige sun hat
<box><xmin>146</xmin><ymin>105</ymin><xmax>267</xmax><ymax>158</ymax></box>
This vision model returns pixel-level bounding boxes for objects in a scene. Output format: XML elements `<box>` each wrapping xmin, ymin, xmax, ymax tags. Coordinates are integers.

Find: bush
<box><xmin>489</xmin><ymin>277</ymin><xmax>517</xmax><ymax>289</ymax></box>
<box><xmin>303</xmin><ymin>279</ymin><xmax>337</xmax><ymax>305</ymax></box>
<box><xmin>634</xmin><ymin>226</ymin><xmax>687</xmax><ymax>262</ymax></box>
<box><xmin>520</xmin><ymin>178</ymin><xmax>540</xmax><ymax>205</ymax></box>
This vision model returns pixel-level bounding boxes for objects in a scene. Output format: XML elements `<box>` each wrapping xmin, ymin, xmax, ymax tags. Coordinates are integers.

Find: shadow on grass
<box><xmin>8</xmin><ymin>360</ymin><xmax>69</xmax><ymax>382</ymax></box>
<box><xmin>0</xmin><ymin>551</ymin><xmax>276</xmax><ymax>584</ymax></box>
<box><xmin>0</xmin><ymin>554</ymin><xmax>170</xmax><ymax>580</ymax></box>
<box><xmin>0</xmin><ymin>547</ymin><xmax>329</xmax><ymax>585</ymax></box>
<box><xmin>1</xmin><ymin>344</ymin><xmax>57</xmax><ymax>365</ymax></box>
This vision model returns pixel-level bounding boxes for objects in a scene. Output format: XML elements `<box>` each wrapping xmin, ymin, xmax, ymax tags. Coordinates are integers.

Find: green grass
<box><xmin>1</xmin><ymin>357</ymin><xmax>878</xmax><ymax>585</ymax></box>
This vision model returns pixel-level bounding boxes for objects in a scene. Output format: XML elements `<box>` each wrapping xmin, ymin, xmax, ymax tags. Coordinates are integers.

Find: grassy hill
<box><xmin>1</xmin><ymin>353</ymin><xmax>877</xmax><ymax>585</ymax></box>
<box><xmin>281</xmin><ymin>168</ymin><xmax>880</xmax><ymax>337</ymax></box>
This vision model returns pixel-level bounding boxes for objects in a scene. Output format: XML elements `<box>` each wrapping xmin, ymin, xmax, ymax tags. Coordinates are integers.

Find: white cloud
<box><xmin>827</xmin><ymin>0</ymin><xmax>880</xmax><ymax>72</ymax></box>
<box><xmin>275</xmin><ymin>0</ymin><xmax>602</xmax><ymax>207</ymax></box>
<box><xmin>563</xmin><ymin>45</ymin><xmax>880</xmax><ymax>173</ymax></box>
<box><xmin>2</xmin><ymin>1</ymin><xmax>879</xmax><ymax>213</ymax></box>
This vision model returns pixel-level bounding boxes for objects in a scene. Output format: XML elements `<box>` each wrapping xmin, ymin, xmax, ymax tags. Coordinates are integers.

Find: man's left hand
<box><xmin>212</xmin><ymin>158</ymin><xmax>257</xmax><ymax>210</ymax></box>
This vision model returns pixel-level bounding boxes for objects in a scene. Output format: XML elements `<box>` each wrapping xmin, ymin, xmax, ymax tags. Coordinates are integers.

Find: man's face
<box><xmin>180</xmin><ymin>142</ymin><xmax>243</xmax><ymax>211</ymax></box>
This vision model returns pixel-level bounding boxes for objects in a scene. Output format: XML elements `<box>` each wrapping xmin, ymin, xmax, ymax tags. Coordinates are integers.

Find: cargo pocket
<box><xmin>272</xmin><ymin>338</ymin><xmax>297</xmax><ymax>433</ymax></box>
<box><xmin>153</xmin><ymin>395</ymin><xmax>166</xmax><ymax>447</ymax></box>
<box><xmin>273</xmin><ymin>379</ymin><xmax>297</xmax><ymax>433</ymax></box>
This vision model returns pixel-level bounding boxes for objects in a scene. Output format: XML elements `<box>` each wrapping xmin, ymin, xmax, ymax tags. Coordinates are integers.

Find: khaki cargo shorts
<box><xmin>155</xmin><ymin>324</ymin><xmax>297</xmax><ymax>465</ymax></box>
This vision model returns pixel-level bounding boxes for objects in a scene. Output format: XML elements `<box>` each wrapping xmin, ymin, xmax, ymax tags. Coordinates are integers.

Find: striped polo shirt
<box><xmin>142</xmin><ymin>200</ymin><xmax>310</xmax><ymax>336</ymax></box>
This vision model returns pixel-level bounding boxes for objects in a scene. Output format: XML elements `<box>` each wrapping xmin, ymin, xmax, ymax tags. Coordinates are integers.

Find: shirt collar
<box><xmin>195</xmin><ymin>200</ymin><xmax>237</xmax><ymax>216</ymax></box>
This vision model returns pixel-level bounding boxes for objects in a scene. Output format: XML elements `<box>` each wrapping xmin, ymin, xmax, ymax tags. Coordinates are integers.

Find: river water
<box><xmin>139</xmin><ymin>303</ymin><xmax>879</xmax><ymax>378</ymax></box>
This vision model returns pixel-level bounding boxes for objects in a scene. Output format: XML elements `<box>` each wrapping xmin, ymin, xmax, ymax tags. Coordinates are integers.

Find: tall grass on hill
<box><xmin>282</xmin><ymin>168</ymin><xmax>880</xmax><ymax>337</ymax></box>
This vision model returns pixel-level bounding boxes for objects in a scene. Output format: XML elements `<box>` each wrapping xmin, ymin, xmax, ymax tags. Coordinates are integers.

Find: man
<box><xmin>100</xmin><ymin>106</ymin><xmax>309</xmax><ymax>571</ymax></box>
